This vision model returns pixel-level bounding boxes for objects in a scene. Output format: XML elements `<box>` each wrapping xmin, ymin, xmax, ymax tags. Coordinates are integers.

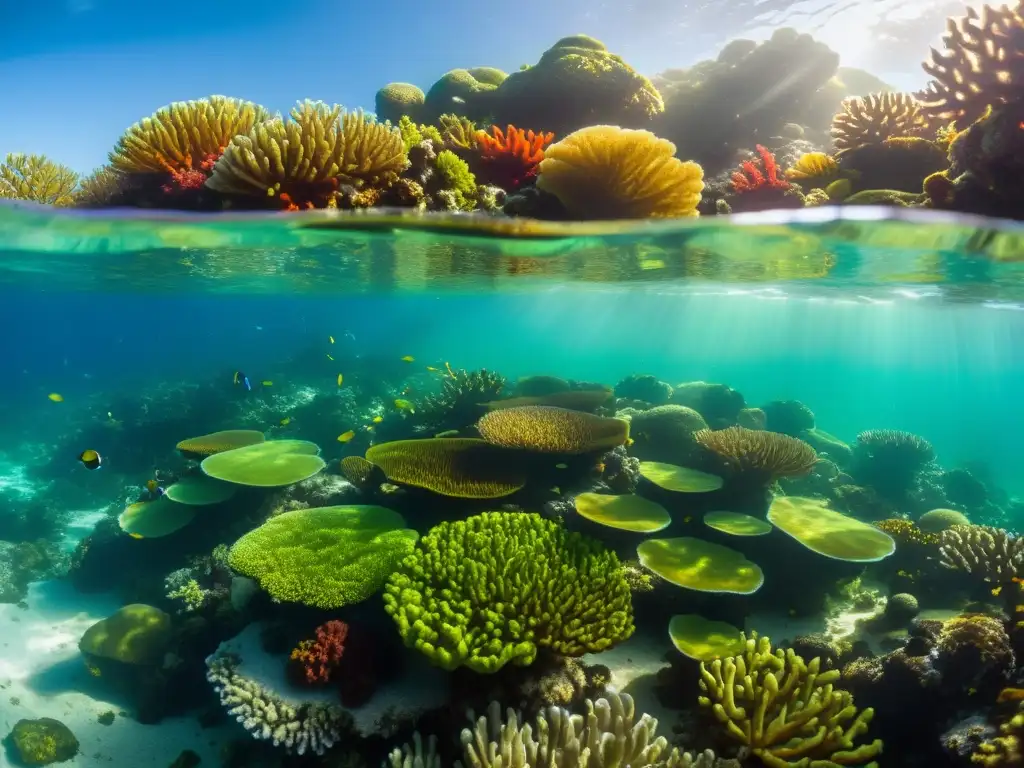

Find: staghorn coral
<box><xmin>474</xmin><ymin>124</ymin><xmax>554</xmax><ymax>189</ymax></box>
<box><xmin>830</xmin><ymin>92</ymin><xmax>924</xmax><ymax>150</ymax></box>
<box><xmin>0</xmin><ymin>153</ymin><xmax>79</xmax><ymax>205</ymax></box>
<box><xmin>288</xmin><ymin>620</ymin><xmax>347</xmax><ymax>686</ymax></box>
<box><xmin>699</xmin><ymin>633</ymin><xmax>882</xmax><ymax>768</ymax></box>
<box><xmin>918</xmin><ymin>3</ymin><xmax>1024</xmax><ymax>129</ymax></box>
<box><xmin>694</xmin><ymin>426</ymin><xmax>817</xmax><ymax>484</ymax></box>
<box><xmin>383</xmin><ymin>511</ymin><xmax>633</xmax><ymax>673</ymax></box>
<box><xmin>940</xmin><ymin>524</ymin><xmax>1024</xmax><ymax>582</ymax></box>
<box><xmin>206</xmin><ymin>101</ymin><xmax>407</xmax><ymax>209</ymax></box>
<box><xmin>206</xmin><ymin>651</ymin><xmax>349</xmax><ymax>755</ymax></box>
<box><xmin>729</xmin><ymin>145</ymin><xmax>802</xmax><ymax>211</ymax></box>
<box><xmin>376</xmin><ymin>83</ymin><xmax>426</xmax><ymax>124</ymax></box>
<box><xmin>477</xmin><ymin>405</ymin><xmax>630</xmax><ymax>454</ymax></box>
<box><xmin>458</xmin><ymin>691</ymin><xmax>732</xmax><ymax>768</ymax></box>
<box><xmin>536</xmin><ymin>125</ymin><xmax>703</xmax><ymax>219</ymax></box>
<box><xmin>109</xmin><ymin>96</ymin><xmax>269</xmax><ymax>185</ymax></box>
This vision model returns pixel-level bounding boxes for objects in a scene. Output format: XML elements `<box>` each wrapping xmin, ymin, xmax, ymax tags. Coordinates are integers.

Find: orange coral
<box><xmin>474</xmin><ymin>124</ymin><xmax>555</xmax><ymax>189</ymax></box>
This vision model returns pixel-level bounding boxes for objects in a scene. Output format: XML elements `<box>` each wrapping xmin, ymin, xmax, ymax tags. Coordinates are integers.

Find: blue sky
<box><xmin>0</xmin><ymin>0</ymin><xmax>941</xmax><ymax>174</ymax></box>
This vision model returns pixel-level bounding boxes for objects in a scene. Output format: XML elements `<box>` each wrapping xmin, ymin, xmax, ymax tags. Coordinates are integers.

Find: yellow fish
<box><xmin>444</xmin><ymin>361</ymin><xmax>457</xmax><ymax>378</ymax></box>
<box><xmin>329</xmin><ymin>335</ymin><xmax>335</xmax><ymax>344</ymax></box>
<box><xmin>262</xmin><ymin>380</ymin><xmax>273</xmax><ymax>387</ymax></box>
<box><xmin>364</xmin><ymin>425</ymin><xmax>375</xmax><ymax>432</ymax></box>
<box><xmin>993</xmin><ymin>586</ymin><xmax>1003</xmax><ymax>596</ymax></box>
<box><xmin>327</xmin><ymin>354</ymin><xmax>334</xmax><ymax>361</ymax></box>
<box><xmin>337</xmin><ymin>430</ymin><xmax>356</xmax><ymax>443</ymax></box>
<box><xmin>551</xmin><ymin>487</ymin><xmax>561</xmax><ymax>494</ymax></box>
<box><xmin>394</xmin><ymin>398</ymin><xmax>415</xmax><ymax>413</ymax></box>
<box><xmin>1017</xmin><ymin>604</ymin><xmax>1024</xmax><ymax>612</ymax></box>
<box><xmin>232</xmin><ymin>371</ymin><xmax>240</xmax><ymax>385</ymax></box>
<box><xmin>968</xmin><ymin>687</ymin><xmax>978</xmax><ymax>696</ymax></box>
<box><xmin>129</xmin><ymin>532</ymin><xmax>144</xmax><ymax>540</ymax></box>
<box><xmin>280</xmin><ymin>417</ymin><xmax>291</xmax><ymax>426</ymax></box>
<box><xmin>426</xmin><ymin>366</ymin><xmax>441</xmax><ymax>373</ymax></box>
<box><xmin>401</xmin><ymin>355</ymin><xmax>415</xmax><ymax>363</ymax></box>
<box><xmin>48</xmin><ymin>393</ymin><xmax>63</xmax><ymax>402</ymax></box>
<box><xmin>337</xmin><ymin>373</ymin><xmax>343</xmax><ymax>387</ymax></box>
<box><xmin>372</xmin><ymin>416</ymin><xmax>383</xmax><ymax>423</ymax></box>
<box><xmin>555</xmin><ymin>463</ymin><xmax>568</xmax><ymax>469</ymax></box>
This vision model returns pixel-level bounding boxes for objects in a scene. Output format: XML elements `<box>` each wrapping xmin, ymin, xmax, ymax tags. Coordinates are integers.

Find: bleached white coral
<box><xmin>206</xmin><ymin>651</ymin><xmax>349</xmax><ymax>756</ymax></box>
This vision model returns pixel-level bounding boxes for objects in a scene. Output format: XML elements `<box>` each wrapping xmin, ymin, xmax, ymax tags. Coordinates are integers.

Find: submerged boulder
<box><xmin>5</xmin><ymin>718</ymin><xmax>78</xmax><ymax>765</ymax></box>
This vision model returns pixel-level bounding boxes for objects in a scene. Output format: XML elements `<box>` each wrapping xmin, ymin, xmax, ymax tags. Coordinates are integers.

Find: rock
<box><xmin>4</xmin><ymin>718</ymin><xmax>78</xmax><ymax>765</ymax></box>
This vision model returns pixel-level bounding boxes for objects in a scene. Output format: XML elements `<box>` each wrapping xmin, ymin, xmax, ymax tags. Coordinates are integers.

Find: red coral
<box><xmin>288</xmin><ymin>620</ymin><xmax>347</xmax><ymax>686</ymax></box>
<box><xmin>161</xmin><ymin>152</ymin><xmax>221</xmax><ymax>195</ymax></box>
<box><xmin>731</xmin><ymin>145</ymin><xmax>792</xmax><ymax>194</ymax></box>
<box><xmin>474</xmin><ymin>125</ymin><xmax>555</xmax><ymax>190</ymax></box>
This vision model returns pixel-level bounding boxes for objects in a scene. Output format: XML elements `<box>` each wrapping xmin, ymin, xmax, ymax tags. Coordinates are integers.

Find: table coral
<box><xmin>382</xmin><ymin>511</ymin><xmax>633</xmax><ymax>673</ymax></box>
<box><xmin>698</xmin><ymin>633</ymin><xmax>882</xmax><ymax>768</ymax></box>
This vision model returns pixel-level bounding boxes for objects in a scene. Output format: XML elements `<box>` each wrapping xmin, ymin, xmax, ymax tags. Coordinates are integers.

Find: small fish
<box><xmin>968</xmin><ymin>687</ymin><xmax>978</xmax><ymax>696</ymax></box>
<box><xmin>129</xmin><ymin>532</ymin><xmax>144</xmax><ymax>540</ymax></box>
<box><xmin>146</xmin><ymin>479</ymin><xmax>164</xmax><ymax>497</ymax></box>
<box><xmin>683</xmin><ymin>516</ymin><xmax>693</xmax><ymax>524</ymax></box>
<box><xmin>426</xmin><ymin>366</ymin><xmax>441</xmax><ymax>373</ymax></box>
<box><xmin>595</xmin><ymin>462</ymin><xmax>606</xmax><ymax>473</ymax></box>
<box><xmin>444</xmin><ymin>361</ymin><xmax>457</xmax><ymax>378</ymax></box>
<box><xmin>262</xmin><ymin>380</ymin><xmax>273</xmax><ymax>387</ymax></box>
<box><xmin>381</xmin><ymin>482</ymin><xmax>400</xmax><ymax>493</ymax></box>
<box><xmin>788</xmin><ymin>609</ymin><xmax>797</xmax><ymax>617</ymax></box>
<box><xmin>1017</xmin><ymin>604</ymin><xmax>1024</xmax><ymax>612</ymax></box>
<box><xmin>234</xmin><ymin>371</ymin><xmax>252</xmax><ymax>391</ymax></box>
<box><xmin>401</xmin><ymin>355</ymin><xmax>415</xmax><ymax>363</ymax></box>
<box><xmin>551</xmin><ymin>487</ymin><xmax>561</xmax><ymax>494</ymax></box>
<box><xmin>555</xmin><ymin>463</ymin><xmax>568</xmax><ymax>469</ymax></box>
<box><xmin>997</xmin><ymin>688</ymin><xmax>1024</xmax><ymax>703</ymax></box>
<box><xmin>337</xmin><ymin>373</ymin><xmax>344</xmax><ymax>387</ymax></box>
<box><xmin>327</xmin><ymin>353</ymin><xmax>335</xmax><ymax>361</ymax></box>
<box><xmin>78</xmin><ymin>449</ymin><xmax>102</xmax><ymax>470</ymax></box>
<box><xmin>993</xmin><ymin>586</ymin><xmax>1003</xmax><ymax>597</ymax></box>
<box><xmin>337</xmin><ymin>430</ymin><xmax>356</xmax><ymax>443</ymax></box>
<box><xmin>48</xmin><ymin>393</ymin><xmax>64</xmax><ymax>402</ymax></box>
<box><xmin>364</xmin><ymin>425</ymin><xmax>375</xmax><ymax>432</ymax></box>
<box><xmin>107</xmin><ymin>411</ymin><xmax>114</xmax><ymax>419</ymax></box>
<box><xmin>372</xmin><ymin>416</ymin><xmax>383</xmax><ymax>424</ymax></box>
<box><xmin>329</xmin><ymin>335</ymin><xmax>335</xmax><ymax>344</ymax></box>
<box><xmin>394</xmin><ymin>398</ymin><xmax>416</xmax><ymax>413</ymax></box>
<box><xmin>280</xmin><ymin>417</ymin><xmax>291</xmax><ymax>426</ymax></box>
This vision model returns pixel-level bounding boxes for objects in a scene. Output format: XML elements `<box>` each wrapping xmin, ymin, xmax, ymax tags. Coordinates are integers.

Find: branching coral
<box><xmin>438</xmin><ymin>114</ymin><xmax>480</xmax><ymax>150</ymax></box>
<box><xmin>918</xmin><ymin>2</ymin><xmax>1024</xmax><ymax>129</ymax></box>
<box><xmin>939</xmin><ymin>524</ymin><xmax>1024</xmax><ymax>582</ymax></box>
<box><xmin>383</xmin><ymin>511</ymin><xmax>633</xmax><ymax>673</ymax></box>
<box><xmin>729</xmin><ymin>145</ymin><xmax>801</xmax><ymax>211</ymax></box>
<box><xmin>109</xmin><ymin>96</ymin><xmax>269</xmax><ymax>188</ymax></box>
<box><xmin>784</xmin><ymin>152</ymin><xmax>841</xmax><ymax>189</ymax></box>
<box><xmin>699</xmin><ymin>633</ymin><xmax>882</xmax><ymax>768</ymax></box>
<box><xmin>694</xmin><ymin>426</ymin><xmax>817</xmax><ymax>483</ymax></box>
<box><xmin>459</xmin><ymin>692</ymin><xmax>730</xmax><ymax>768</ymax></box>
<box><xmin>536</xmin><ymin>125</ymin><xmax>703</xmax><ymax>219</ymax></box>
<box><xmin>0</xmin><ymin>153</ymin><xmax>79</xmax><ymax>205</ymax></box>
<box><xmin>206</xmin><ymin>101</ymin><xmax>408</xmax><ymax>209</ymax></box>
<box><xmin>831</xmin><ymin>92</ymin><xmax>924</xmax><ymax>151</ymax></box>
<box><xmin>974</xmin><ymin>702</ymin><xmax>1024</xmax><ymax>765</ymax></box>
<box><xmin>475</xmin><ymin>124</ymin><xmax>555</xmax><ymax>189</ymax></box>
<box><xmin>206</xmin><ymin>651</ymin><xmax>349</xmax><ymax>755</ymax></box>
<box><xmin>288</xmin><ymin>620</ymin><xmax>347</xmax><ymax>686</ymax></box>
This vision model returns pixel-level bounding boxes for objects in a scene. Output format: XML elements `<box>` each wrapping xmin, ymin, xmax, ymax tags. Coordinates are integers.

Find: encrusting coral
<box><xmin>205</xmin><ymin>101</ymin><xmax>408</xmax><ymax>209</ymax></box>
<box><xmin>698</xmin><ymin>633</ymin><xmax>882</xmax><ymax>768</ymax></box>
<box><xmin>383</xmin><ymin>511</ymin><xmax>633</xmax><ymax>673</ymax></box>
<box><xmin>0</xmin><ymin>153</ymin><xmax>79</xmax><ymax>205</ymax></box>
<box><xmin>206</xmin><ymin>651</ymin><xmax>350</xmax><ymax>756</ymax></box>
<box><xmin>830</xmin><ymin>92</ymin><xmax>923</xmax><ymax>150</ymax></box>
<box><xmin>939</xmin><ymin>524</ymin><xmax>1024</xmax><ymax>582</ymax></box>
<box><xmin>536</xmin><ymin>125</ymin><xmax>704</xmax><ymax>219</ymax></box>
<box><xmin>917</xmin><ymin>2</ymin><xmax>1024</xmax><ymax>129</ymax></box>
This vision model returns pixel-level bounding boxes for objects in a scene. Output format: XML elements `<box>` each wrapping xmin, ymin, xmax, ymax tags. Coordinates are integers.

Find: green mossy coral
<box><xmin>424</xmin><ymin>69</ymin><xmax>501</xmax><ymax>121</ymax></box>
<box><xmin>434</xmin><ymin>149</ymin><xmax>478</xmax><ymax>211</ymax></box>
<box><xmin>0</xmin><ymin>153</ymin><xmax>79</xmax><ymax>206</ymax></box>
<box><xmin>228</xmin><ymin>505</ymin><xmax>419</xmax><ymax>609</ymax></box>
<box><xmin>78</xmin><ymin>604</ymin><xmax>172</xmax><ymax>665</ymax></box>
<box><xmin>376</xmin><ymin>83</ymin><xmax>427</xmax><ymax>124</ymax></box>
<box><xmin>397</xmin><ymin>116</ymin><xmax>443</xmax><ymax>152</ymax></box>
<box><xmin>383</xmin><ymin>511</ymin><xmax>634</xmax><ymax>673</ymax></box>
<box><xmin>699</xmin><ymin>633</ymin><xmax>882</xmax><ymax>767</ymax></box>
<box><xmin>4</xmin><ymin>718</ymin><xmax>79</xmax><ymax>765</ymax></box>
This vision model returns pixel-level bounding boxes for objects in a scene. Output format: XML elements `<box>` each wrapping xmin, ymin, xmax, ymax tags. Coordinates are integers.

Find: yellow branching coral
<box><xmin>536</xmin><ymin>125</ymin><xmax>704</xmax><ymax>219</ymax></box>
<box><xmin>438</xmin><ymin>113</ymin><xmax>479</xmax><ymax>150</ymax></box>
<box><xmin>784</xmin><ymin>152</ymin><xmax>840</xmax><ymax>188</ymax></box>
<box><xmin>831</xmin><ymin>92</ymin><xmax>923</xmax><ymax>151</ymax></box>
<box><xmin>0</xmin><ymin>153</ymin><xmax>79</xmax><ymax>206</ymax></box>
<box><xmin>694</xmin><ymin>426</ymin><xmax>817</xmax><ymax>483</ymax></box>
<box><xmin>699</xmin><ymin>633</ymin><xmax>882</xmax><ymax>768</ymax></box>
<box><xmin>110</xmin><ymin>95</ymin><xmax>270</xmax><ymax>174</ymax></box>
<box><xmin>72</xmin><ymin>166</ymin><xmax>125</xmax><ymax>208</ymax></box>
<box><xmin>974</xmin><ymin>703</ymin><xmax>1024</xmax><ymax>765</ymax></box>
<box><xmin>206</xmin><ymin>101</ymin><xmax>408</xmax><ymax>209</ymax></box>
<box><xmin>919</xmin><ymin>3</ymin><xmax>1024</xmax><ymax>129</ymax></box>
<box><xmin>476</xmin><ymin>405</ymin><xmax>630</xmax><ymax>454</ymax></box>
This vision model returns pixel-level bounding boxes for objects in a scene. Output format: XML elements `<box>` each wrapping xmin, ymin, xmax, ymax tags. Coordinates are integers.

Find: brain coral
<box><xmin>383</xmin><ymin>511</ymin><xmax>634</xmax><ymax>672</ymax></box>
<box><xmin>481</xmin><ymin>35</ymin><xmax>664</xmax><ymax>136</ymax></box>
<box><xmin>537</xmin><ymin>126</ymin><xmax>704</xmax><ymax>219</ymax></box>
<box><xmin>228</xmin><ymin>506</ymin><xmax>419</xmax><ymax>609</ymax></box>
<box><xmin>375</xmin><ymin>82</ymin><xmax>426</xmax><ymax>124</ymax></box>
<box><xmin>476</xmin><ymin>405</ymin><xmax>629</xmax><ymax>453</ymax></box>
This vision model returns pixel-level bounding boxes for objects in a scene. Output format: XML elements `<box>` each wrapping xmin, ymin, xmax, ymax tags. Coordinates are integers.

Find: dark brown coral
<box><xmin>918</xmin><ymin>2</ymin><xmax>1024</xmax><ymax>129</ymax></box>
<box><xmin>831</xmin><ymin>92</ymin><xmax>924</xmax><ymax>150</ymax></box>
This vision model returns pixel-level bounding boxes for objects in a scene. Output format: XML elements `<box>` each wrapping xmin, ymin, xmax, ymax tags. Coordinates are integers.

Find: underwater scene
<box><xmin>4</xmin><ymin>1</ymin><xmax>1024</xmax><ymax>767</ymax></box>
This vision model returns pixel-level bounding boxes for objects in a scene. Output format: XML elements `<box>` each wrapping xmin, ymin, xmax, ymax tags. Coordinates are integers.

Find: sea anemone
<box><xmin>831</xmin><ymin>92</ymin><xmax>924</xmax><ymax>151</ymax></box>
<box><xmin>536</xmin><ymin>125</ymin><xmax>703</xmax><ymax>219</ymax></box>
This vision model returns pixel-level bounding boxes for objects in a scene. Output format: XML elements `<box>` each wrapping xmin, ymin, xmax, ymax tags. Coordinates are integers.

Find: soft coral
<box><xmin>729</xmin><ymin>144</ymin><xmax>803</xmax><ymax>211</ymax></box>
<box><xmin>474</xmin><ymin>125</ymin><xmax>554</xmax><ymax>190</ymax></box>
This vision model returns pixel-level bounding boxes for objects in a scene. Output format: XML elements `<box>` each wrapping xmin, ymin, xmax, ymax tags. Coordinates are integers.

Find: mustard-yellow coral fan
<box><xmin>536</xmin><ymin>125</ymin><xmax>703</xmax><ymax>219</ymax></box>
<box><xmin>206</xmin><ymin>101</ymin><xmax>408</xmax><ymax>209</ymax></box>
<box><xmin>0</xmin><ymin>153</ymin><xmax>79</xmax><ymax>206</ymax></box>
<box><xmin>110</xmin><ymin>95</ymin><xmax>271</xmax><ymax>174</ymax></box>
<box><xmin>831</xmin><ymin>92</ymin><xmax>923</xmax><ymax>151</ymax></box>
<box><xmin>784</xmin><ymin>152</ymin><xmax>840</xmax><ymax>188</ymax></box>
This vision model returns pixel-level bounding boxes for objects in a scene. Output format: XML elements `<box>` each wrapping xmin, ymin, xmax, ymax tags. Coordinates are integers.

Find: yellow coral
<box><xmin>206</xmin><ymin>101</ymin><xmax>408</xmax><ymax>208</ymax></box>
<box><xmin>536</xmin><ymin>125</ymin><xmax>703</xmax><ymax>219</ymax></box>
<box><xmin>437</xmin><ymin>114</ymin><xmax>479</xmax><ymax>150</ymax></box>
<box><xmin>699</xmin><ymin>633</ymin><xmax>882</xmax><ymax>768</ymax></box>
<box><xmin>476</xmin><ymin>405</ymin><xmax>630</xmax><ymax>454</ymax></box>
<box><xmin>831</xmin><ymin>92</ymin><xmax>923</xmax><ymax>151</ymax></box>
<box><xmin>974</xmin><ymin>705</ymin><xmax>1024</xmax><ymax>765</ymax></box>
<box><xmin>784</xmin><ymin>152</ymin><xmax>840</xmax><ymax>188</ymax></box>
<box><xmin>339</xmin><ymin>456</ymin><xmax>380</xmax><ymax>489</ymax></box>
<box><xmin>110</xmin><ymin>95</ymin><xmax>270</xmax><ymax>174</ymax></box>
<box><xmin>0</xmin><ymin>153</ymin><xmax>79</xmax><ymax>205</ymax></box>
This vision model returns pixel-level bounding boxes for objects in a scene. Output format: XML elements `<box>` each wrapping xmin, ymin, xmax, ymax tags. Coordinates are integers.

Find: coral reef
<box><xmin>0</xmin><ymin>153</ymin><xmax>79</xmax><ymax>205</ymax></box>
<box><xmin>939</xmin><ymin>524</ymin><xmax>1024</xmax><ymax>582</ymax></box>
<box><xmin>831</xmin><ymin>92</ymin><xmax>924</xmax><ymax>150</ymax></box>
